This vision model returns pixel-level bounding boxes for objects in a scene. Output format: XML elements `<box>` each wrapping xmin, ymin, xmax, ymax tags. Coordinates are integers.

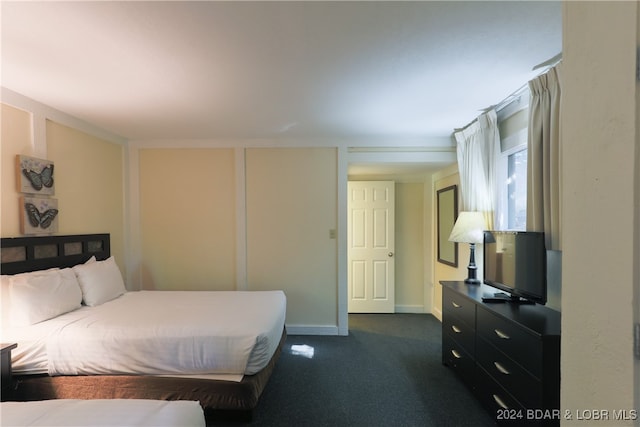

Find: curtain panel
<box><xmin>527</xmin><ymin>65</ymin><xmax>562</xmax><ymax>251</ymax></box>
<box><xmin>454</xmin><ymin>109</ymin><xmax>500</xmax><ymax>230</ymax></box>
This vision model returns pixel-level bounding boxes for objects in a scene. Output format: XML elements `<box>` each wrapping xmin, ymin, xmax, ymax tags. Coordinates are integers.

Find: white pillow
<box><xmin>9</xmin><ymin>268</ymin><xmax>82</xmax><ymax>326</ymax></box>
<box><xmin>72</xmin><ymin>256</ymin><xmax>126</xmax><ymax>306</ymax></box>
<box><xmin>2</xmin><ymin>269</ymin><xmax>60</xmax><ymax>327</ymax></box>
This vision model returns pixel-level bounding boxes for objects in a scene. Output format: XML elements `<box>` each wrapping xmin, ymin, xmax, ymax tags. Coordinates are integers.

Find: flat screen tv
<box><xmin>483</xmin><ymin>231</ymin><xmax>547</xmax><ymax>305</ymax></box>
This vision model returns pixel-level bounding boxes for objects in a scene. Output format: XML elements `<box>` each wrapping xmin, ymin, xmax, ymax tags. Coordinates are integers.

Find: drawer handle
<box><xmin>451</xmin><ymin>301</ymin><xmax>461</xmax><ymax>308</ymax></box>
<box><xmin>451</xmin><ymin>325</ymin><xmax>462</xmax><ymax>333</ymax></box>
<box><xmin>451</xmin><ymin>349</ymin><xmax>462</xmax><ymax>359</ymax></box>
<box><xmin>493</xmin><ymin>394</ymin><xmax>509</xmax><ymax>410</ymax></box>
<box><xmin>493</xmin><ymin>361</ymin><xmax>511</xmax><ymax>375</ymax></box>
<box><xmin>494</xmin><ymin>329</ymin><xmax>510</xmax><ymax>340</ymax></box>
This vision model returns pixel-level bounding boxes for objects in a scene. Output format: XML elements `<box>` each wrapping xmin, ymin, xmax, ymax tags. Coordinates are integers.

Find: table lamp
<box><xmin>448</xmin><ymin>211</ymin><xmax>486</xmax><ymax>285</ymax></box>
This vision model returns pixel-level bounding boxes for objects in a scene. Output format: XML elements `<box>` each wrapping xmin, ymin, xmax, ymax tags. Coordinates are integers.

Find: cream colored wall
<box><xmin>246</xmin><ymin>147</ymin><xmax>337</xmax><ymax>330</ymax></box>
<box><xmin>422</xmin><ymin>178</ymin><xmax>435</xmax><ymax>314</ymax></box>
<box><xmin>1</xmin><ymin>104</ymin><xmax>32</xmax><ymax>234</ymax></box>
<box><xmin>131</xmin><ymin>145</ymin><xmax>439</xmax><ymax>328</ymax></box>
<box><xmin>138</xmin><ymin>148</ymin><xmax>236</xmax><ymax>291</ymax></box>
<box><xmin>561</xmin><ymin>2</ymin><xmax>637</xmax><ymax>424</ymax></box>
<box><xmin>1</xmin><ymin>104</ymin><xmax>125</xmax><ymax>275</ymax></box>
<box><xmin>394</xmin><ymin>182</ymin><xmax>425</xmax><ymax>312</ymax></box>
<box><xmin>46</xmin><ymin>121</ymin><xmax>125</xmax><ymax>271</ymax></box>
<box><xmin>431</xmin><ymin>164</ymin><xmax>466</xmax><ymax>320</ymax></box>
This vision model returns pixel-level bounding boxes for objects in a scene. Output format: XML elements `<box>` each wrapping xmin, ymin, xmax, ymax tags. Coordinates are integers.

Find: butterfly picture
<box><xmin>17</xmin><ymin>155</ymin><xmax>55</xmax><ymax>195</ymax></box>
<box><xmin>25</xmin><ymin>202</ymin><xmax>58</xmax><ymax>229</ymax></box>
<box><xmin>20</xmin><ymin>197</ymin><xmax>59</xmax><ymax>234</ymax></box>
<box><xmin>22</xmin><ymin>164</ymin><xmax>54</xmax><ymax>191</ymax></box>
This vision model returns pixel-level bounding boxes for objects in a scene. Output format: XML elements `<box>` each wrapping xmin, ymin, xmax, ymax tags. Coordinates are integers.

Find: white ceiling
<box><xmin>1</xmin><ymin>1</ymin><xmax>561</xmax><ymax>144</ymax></box>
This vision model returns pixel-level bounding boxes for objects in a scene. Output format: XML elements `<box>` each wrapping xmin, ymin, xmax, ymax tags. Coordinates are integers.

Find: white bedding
<box><xmin>1</xmin><ymin>290</ymin><xmax>286</xmax><ymax>378</ymax></box>
<box><xmin>0</xmin><ymin>399</ymin><xmax>206</xmax><ymax>427</ymax></box>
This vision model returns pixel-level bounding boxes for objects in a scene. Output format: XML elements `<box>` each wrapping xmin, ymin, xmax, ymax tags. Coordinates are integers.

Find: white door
<box><xmin>348</xmin><ymin>181</ymin><xmax>395</xmax><ymax>313</ymax></box>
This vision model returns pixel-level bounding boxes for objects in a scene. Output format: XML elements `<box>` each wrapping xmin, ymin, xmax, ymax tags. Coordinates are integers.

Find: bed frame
<box><xmin>1</xmin><ymin>234</ymin><xmax>110</xmax><ymax>274</ymax></box>
<box><xmin>1</xmin><ymin>233</ymin><xmax>284</xmax><ymax>420</ymax></box>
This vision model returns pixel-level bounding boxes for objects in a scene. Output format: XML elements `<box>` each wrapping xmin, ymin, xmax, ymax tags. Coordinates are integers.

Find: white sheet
<box><xmin>1</xmin><ymin>290</ymin><xmax>286</xmax><ymax>377</ymax></box>
<box><xmin>0</xmin><ymin>399</ymin><xmax>206</xmax><ymax>427</ymax></box>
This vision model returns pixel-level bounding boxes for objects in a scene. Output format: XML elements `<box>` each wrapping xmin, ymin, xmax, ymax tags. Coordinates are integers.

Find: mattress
<box><xmin>0</xmin><ymin>399</ymin><xmax>206</xmax><ymax>427</ymax></box>
<box><xmin>1</xmin><ymin>290</ymin><xmax>286</xmax><ymax>378</ymax></box>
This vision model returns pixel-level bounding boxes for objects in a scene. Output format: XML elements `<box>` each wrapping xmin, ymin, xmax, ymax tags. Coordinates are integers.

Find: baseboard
<box><xmin>285</xmin><ymin>325</ymin><xmax>340</xmax><ymax>335</ymax></box>
<box><xmin>286</xmin><ymin>309</ymin><xmax>435</xmax><ymax>335</ymax></box>
<box><xmin>394</xmin><ymin>304</ymin><xmax>425</xmax><ymax>314</ymax></box>
<box><xmin>432</xmin><ymin>307</ymin><xmax>442</xmax><ymax>322</ymax></box>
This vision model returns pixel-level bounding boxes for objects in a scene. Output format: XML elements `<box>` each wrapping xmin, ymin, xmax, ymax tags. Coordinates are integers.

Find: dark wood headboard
<box><xmin>0</xmin><ymin>234</ymin><xmax>110</xmax><ymax>275</ymax></box>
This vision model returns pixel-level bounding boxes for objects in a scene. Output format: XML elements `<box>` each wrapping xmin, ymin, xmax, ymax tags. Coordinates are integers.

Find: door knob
<box><xmin>388</xmin><ymin>252</ymin><xmax>394</xmax><ymax>257</ymax></box>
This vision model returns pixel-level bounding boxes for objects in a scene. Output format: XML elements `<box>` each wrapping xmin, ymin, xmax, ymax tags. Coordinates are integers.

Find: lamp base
<box><xmin>465</xmin><ymin>244</ymin><xmax>480</xmax><ymax>285</ymax></box>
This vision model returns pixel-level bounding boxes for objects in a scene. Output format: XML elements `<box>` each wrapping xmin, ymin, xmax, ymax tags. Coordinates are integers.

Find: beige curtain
<box><xmin>454</xmin><ymin>109</ymin><xmax>500</xmax><ymax>229</ymax></box>
<box><xmin>527</xmin><ymin>65</ymin><xmax>562</xmax><ymax>250</ymax></box>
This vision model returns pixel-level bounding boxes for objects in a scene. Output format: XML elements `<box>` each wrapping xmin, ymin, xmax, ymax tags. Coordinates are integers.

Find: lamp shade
<box><xmin>448</xmin><ymin>211</ymin><xmax>486</xmax><ymax>244</ymax></box>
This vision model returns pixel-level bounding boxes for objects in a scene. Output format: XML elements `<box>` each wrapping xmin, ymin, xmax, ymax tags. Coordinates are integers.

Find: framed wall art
<box><xmin>20</xmin><ymin>196</ymin><xmax>59</xmax><ymax>235</ymax></box>
<box><xmin>437</xmin><ymin>184</ymin><xmax>458</xmax><ymax>267</ymax></box>
<box><xmin>17</xmin><ymin>155</ymin><xmax>55</xmax><ymax>195</ymax></box>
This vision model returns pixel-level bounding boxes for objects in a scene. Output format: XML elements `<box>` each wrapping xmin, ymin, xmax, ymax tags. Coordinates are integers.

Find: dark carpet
<box><xmin>214</xmin><ymin>313</ymin><xmax>496</xmax><ymax>427</ymax></box>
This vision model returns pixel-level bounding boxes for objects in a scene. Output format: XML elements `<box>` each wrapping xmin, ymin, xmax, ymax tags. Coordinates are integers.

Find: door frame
<box><xmin>339</xmin><ymin>146</ymin><xmax>456</xmax><ymax>335</ymax></box>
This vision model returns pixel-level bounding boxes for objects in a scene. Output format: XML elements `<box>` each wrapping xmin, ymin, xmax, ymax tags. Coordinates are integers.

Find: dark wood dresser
<box><xmin>441</xmin><ymin>281</ymin><xmax>561</xmax><ymax>426</ymax></box>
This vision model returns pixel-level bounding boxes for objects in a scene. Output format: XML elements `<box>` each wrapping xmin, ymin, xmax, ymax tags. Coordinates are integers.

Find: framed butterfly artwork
<box><xmin>16</xmin><ymin>155</ymin><xmax>55</xmax><ymax>195</ymax></box>
<box><xmin>20</xmin><ymin>196</ymin><xmax>59</xmax><ymax>235</ymax></box>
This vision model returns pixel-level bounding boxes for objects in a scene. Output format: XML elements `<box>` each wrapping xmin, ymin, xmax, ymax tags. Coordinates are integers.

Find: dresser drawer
<box><xmin>476</xmin><ymin>336</ymin><xmax>542</xmax><ymax>409</ymax></box>
<box><xmin>443</xmin><ymin>287</ymin><xmax>476</xmax><ymax>328</ymax></box>
<box><xmin>442</xmin><ymin>334</ymin><xmax>475</xmax><ymax>390</ymax></box>
<box><xmin>478</xmin><ymin>366</ymin><xmax>557</xmax><ymax>426</ymax></box>
<box><xmin>443</xmin><ymin>316</ymin><xmax>475</xmax><ymax>355</ymax></box>
<box><xmin>475</xmin><ymin>367</ymin><xmax>533</xmax><ymax>426</ymax></box>
<box><xmin>476</xmin><ymin>307</ymin><xmax>542</xmax><ymax>378</ymax></box>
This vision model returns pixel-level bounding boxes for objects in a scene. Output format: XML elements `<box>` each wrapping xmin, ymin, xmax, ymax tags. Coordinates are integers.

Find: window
<box><xmin>496</xmin><ymin>142</ymin><xmax>527</xmax><ymax>231</ymax></box>
<box><xmin>507</xmin><ymin>148</ymin><xmax>527</xmax><ymax>230</ymax></box>
<box><xmin>495</xmin><ymin>90</ymin><xmax>529</xmax><ymax>231</ymax></box>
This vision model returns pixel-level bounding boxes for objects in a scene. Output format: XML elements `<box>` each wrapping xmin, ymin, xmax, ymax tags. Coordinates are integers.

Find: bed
<box><xmin>0</xmin><ymin>233</ymin><xmax>286</xmax><ymax>419</ymax></box>
<box><xmin>1</xmin><ymin>399</ymin><xmax>206</xmax><ymax>426</ymax></box>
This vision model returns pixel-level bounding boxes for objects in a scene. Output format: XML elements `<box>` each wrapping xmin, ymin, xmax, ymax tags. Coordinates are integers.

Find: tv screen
<box><xmin>483</xmin><ymin>231</ymin><xmax>547</xmax><ymax>304</ymax></box>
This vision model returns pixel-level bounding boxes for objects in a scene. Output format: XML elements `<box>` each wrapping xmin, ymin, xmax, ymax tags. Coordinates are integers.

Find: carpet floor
<box><xmin>213</xmin><ymin>313</ymin><xmax>496</xmax><ymax>426</ymax></box>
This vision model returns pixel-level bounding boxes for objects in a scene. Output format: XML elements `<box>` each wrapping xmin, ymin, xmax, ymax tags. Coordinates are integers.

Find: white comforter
<box><xmin>3</xmin><ymin>290</ymin><xmax>286</xmax><ymax>377</ymax></box>
<box><xmin>1</xmin><ymin>399</ymin><xmax>206</xmax><ymax>427</ymax></box>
